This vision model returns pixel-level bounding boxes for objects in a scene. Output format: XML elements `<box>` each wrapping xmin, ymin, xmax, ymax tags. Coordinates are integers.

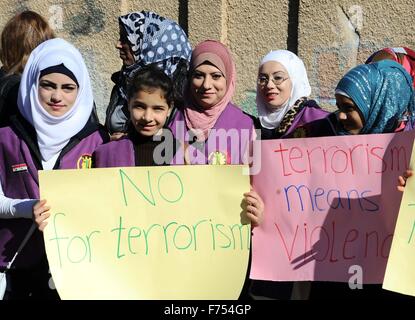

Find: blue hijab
<box><xmin>336</xmin><ymin>60</ymin><xmax>414</xmax><ymax>134</ymax></box>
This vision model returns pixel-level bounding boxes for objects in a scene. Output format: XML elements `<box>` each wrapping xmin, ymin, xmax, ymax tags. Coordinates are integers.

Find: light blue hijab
<box><xmin>336</xmin><ymin>60</ymin><xmax>414</xmax><ymax>134</ymax></box>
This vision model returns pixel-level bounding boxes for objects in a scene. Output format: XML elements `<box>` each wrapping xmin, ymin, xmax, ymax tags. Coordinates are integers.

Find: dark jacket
<box><xmin>0</xmin><ymin>68</ymin><xmax>20</xmax><ymax>128</ymax></box>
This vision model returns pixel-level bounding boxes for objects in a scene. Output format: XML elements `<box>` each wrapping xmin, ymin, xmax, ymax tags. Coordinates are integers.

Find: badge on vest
<box><xmin>77</xmin><ymin>154</ymin><xmax>92</xmax><ymax>169</ymax></box>
<box><xmin>208</xmin><ymin>151</ymin><xmax>230</xmax><ymax>165</ymax></box>
<box><xmin>12</xmin><ymin>163</ymin><xmax>28</xmax><ymax>172</ymax></box>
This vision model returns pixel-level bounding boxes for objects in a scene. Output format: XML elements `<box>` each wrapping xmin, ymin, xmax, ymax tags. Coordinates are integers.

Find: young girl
<box><xmin>94</xmin><ymin>65</ymin><xmax>179</xmax><ymax>167</ymax></box>
<box><xmin>0</xmin><ymin>38</ymin><xmax>108</xmax><ymax>299</ymax></box>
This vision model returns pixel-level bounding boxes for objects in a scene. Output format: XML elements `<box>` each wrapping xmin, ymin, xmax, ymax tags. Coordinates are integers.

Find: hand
<box><xmin>110</xmin><ymin>132</ymin><xmax>127</xmax><ymax>141</ymax></box>
<box><xmin>398</xmin><ymin>170</ymin><xmax>413</xmax><ymax>192</ymax></box>
<box><xmin>33</xmin><ymin>199</ymin><xmax>51</xmax><ymax>232</ymax></box>
<box><xmin>243</xmin><ymin>189</ymin><xmax>264</xmax><ymax>228</ymax></box>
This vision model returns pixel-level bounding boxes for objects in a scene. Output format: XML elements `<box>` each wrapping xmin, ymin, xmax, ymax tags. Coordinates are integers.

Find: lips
<box><xmin>138</xmin><ymin>124</ymin><xmax>156</xmax><ymax>131</ymax></box>
<box><xmin>265</xmin><ymin>92</ymin><xmax>279</xmax><ymax>102</ymax></box>
<box><xmin>48</xmin><ymin>104</ymin><xmax>65</xmax><ymax>111</ymax></box>
<box><xmin>199</xmin><ymin>92</ymin><xmax>215</xmax><ymax>97</ymax></box>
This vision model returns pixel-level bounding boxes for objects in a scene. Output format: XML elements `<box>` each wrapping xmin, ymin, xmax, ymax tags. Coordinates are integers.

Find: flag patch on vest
<box><xmin>12</xmin><ymin>163</ymin><xmax>28</xmax><ymax>172</ymax></box>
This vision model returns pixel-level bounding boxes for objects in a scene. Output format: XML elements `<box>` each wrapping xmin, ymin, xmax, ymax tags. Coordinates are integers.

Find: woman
<box><xmin>366</xmin><ymin>47</ymin><xmax>415</xmax><ymax>88</ymax></box>
<box><xmin>330</xmin><ymin>59</ymin><xmax>414</xmax><ymax>136</ymax></box>
<box><xmin>0</xmin><ymin>38</ymin><xmax>108</xmax><ymax>299</ymax></box>
<box><xmin>169</xmin><ymin>39</ymin><xmax>255</xmax><ymax>165</ymax></box>
<box><xmin>253</xmin><ymin>50</ymin><xmax>329</xmax><ymax>139</ymax></box>
<box><xmin>310</xmin><ymin>59</ymin><xmax>415</xmax><ymax>299</ymax></box>
<box><xmin>106</xmin><ymin>10</ymin><xmax>192</xmax><ymax>139</ymax></box>
<box><xmin>250</xmin><ymin>50</ymin><xmax>329</xmax><ymax>300</ymax></box>
<box><xmin>0</xmin><ymin>10</ymin><xmax>55</xmax><ymax>127</ymax></box>
<box><xmin>169</xmin><ymin>40</ymin><xmax>264</xmax><ymax>299</ymax></box>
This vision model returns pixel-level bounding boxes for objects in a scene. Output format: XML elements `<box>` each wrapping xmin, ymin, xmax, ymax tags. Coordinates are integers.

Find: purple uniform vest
<box><xmin>0</xmin><ymin>127</ymin><xmax>105</xmax><ymax>269</ymax></box>
<box><xmin>283</xmin><ymin>105</ymin><xmax>330</xmax><ymax>138</ymax></box>
<box><xmin>169</xmin><ymin>103</ymin><xmax>254</xmax><ymax>165</ymax></box>
<box><xmin>94</xmin><ymin>138</ymin><xmax>135</xmax><ymax>168</ymax></box>
<box><xmin>94</xmin><ymin>135</ymin><xmax>184</xmax><ymax>168</ymax></box>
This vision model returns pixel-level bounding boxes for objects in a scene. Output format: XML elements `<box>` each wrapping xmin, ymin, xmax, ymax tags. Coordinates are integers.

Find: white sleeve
<box><xmin>0</xmin><ymin>179</ymin><xmax>37</xmax><ymax>219</ymax></box>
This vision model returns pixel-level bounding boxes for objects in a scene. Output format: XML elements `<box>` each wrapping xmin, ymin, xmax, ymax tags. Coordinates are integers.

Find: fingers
<box><xmin>397</xmin><ymin>170</ymin><xmax>414</xmax><ymax>192</ymax></box>
<box><xmin>36</xmin><ymin>212</ymin><xmax>50</xmax><ymax>232</ymax></box>
<box><xmin>397</xmin><ymin>185</ymin><xmax>406</xmax><ymax>192</ymax></box>
<box><xmin>244</xmin><ymin>190</ymin><xmax>264</xmax><ymax>227</ymax></box>
<box><xmin>246</xmin><ymin>211</ymin><xmax>260</xmax><ymax>228</ymax></box>
<box><xmin>33</xmin><ymin>199</ymin><xmax>51</xmax><ymax>232</ymax></box>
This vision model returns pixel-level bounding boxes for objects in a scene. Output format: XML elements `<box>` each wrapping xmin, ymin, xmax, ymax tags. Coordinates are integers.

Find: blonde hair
<box><xmin>0</xmin><ymin>11</ymin><xmax>55</xmax><ymax>75</ymax></box>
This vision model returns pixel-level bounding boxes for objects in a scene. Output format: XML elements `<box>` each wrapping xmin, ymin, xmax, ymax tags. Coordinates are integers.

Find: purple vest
<box><xmin>283</xmin><ymin>105</ymin><xmax>330</xmax><ymax>138</ymax></box>
<box><xmin>0</xmin><ymin>127</ymin><xmax>105</xmax><ymax>269</ymax></box>
<box><xmin>94</xmin><ymin>136</ymin><xmax>184</xmax><ymax>167</ymax></box>
<box><xmin>169</xmin><ymin>103</ymin><xmax>254</xmax><ymax>165</ymax></box>
<box><xmin>94</xmin><ymin>138</ymin><xmax>135</xmax><ymax>167</ymax></box>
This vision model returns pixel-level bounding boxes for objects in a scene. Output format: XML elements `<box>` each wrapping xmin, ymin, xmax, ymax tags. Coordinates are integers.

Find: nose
<box><xmin>266</xmin><ymin>78</ymin><xmax>276</xmax><ymax>89</ymax></box>
<box><xmin>201</xmin><ymin>76</ymin><xmax>212</xmax><ymax>89</ymax></box>
<box><xmin>337</xmin><ymin>111</ymin><xmax>347</xmax><ymax>121</ymax></box>
<box><xmin>50</xmin><ymin>90</ymin><xmax>62</xmax><ymax>102</ymax></box>
<box><xmin>142</xmin><ymin>109</ymin><xmax>153</xmax><ymax>122</ymax></box>
<box><xmin>115</xmin><ymin>40</ymin><xmax>122</xmax><ymax>49</ymax></box>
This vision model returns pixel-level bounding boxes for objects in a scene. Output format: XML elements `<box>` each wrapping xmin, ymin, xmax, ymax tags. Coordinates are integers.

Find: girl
<box><xmin>1</xmin><ymin>38</ymin><xmax>108</xmax><ymax>299</ymax></box>
<box><xmin>94</xmin><ymin>65</ymin><xmax>179</xmax><ymax>167</ymax></box>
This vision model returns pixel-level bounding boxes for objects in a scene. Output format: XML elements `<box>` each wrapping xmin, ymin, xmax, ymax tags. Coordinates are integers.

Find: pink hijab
<box><xmin>184</xmin><ymin>40</ymin><xmax>236</xmax><ymax>140</ymax></box>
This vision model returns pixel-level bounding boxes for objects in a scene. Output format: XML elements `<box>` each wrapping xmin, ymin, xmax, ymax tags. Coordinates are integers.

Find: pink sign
<box><xmin>251</xmin><ymin>131</ymin><xmax>415</xmax><ymax>283</ymax></box>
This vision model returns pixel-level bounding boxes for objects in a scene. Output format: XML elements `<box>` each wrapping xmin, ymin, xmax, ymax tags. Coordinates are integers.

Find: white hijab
<box><xmin>17</xmin><ymin>38</ymin><xmax>93</xmax><ymax>162</ymax></box>
<box><xmin>257</xmin><ymin>50</ymin><xmax>311</xmax><ymax>129</ymax></box>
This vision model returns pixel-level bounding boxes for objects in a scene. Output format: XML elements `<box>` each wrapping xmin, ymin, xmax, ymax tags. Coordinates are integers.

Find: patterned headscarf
<box><xmin>366</xmin><ymin>47</ymin><xmax>415</xmax><ymax>88</ymax></box>
<box><xmin>336</xmin><ymin>60</ymin><xmax>415</xmax><ymax>134</ymax></box>
<box><xmin>118</xmin><ymin>11</ymin><xmax>192</xmax><ymax>99</ymax></box>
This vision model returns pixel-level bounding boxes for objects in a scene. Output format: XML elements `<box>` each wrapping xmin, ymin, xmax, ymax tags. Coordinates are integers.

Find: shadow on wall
<box><xmin>310</xmin><ymin>38</ymin><xmax>397</xmax><ymax>110</ymax></box>
<box><xmin>68</xmin><ymin>0</ymin><xmax>105</xmax><ymax>35</ymax></box>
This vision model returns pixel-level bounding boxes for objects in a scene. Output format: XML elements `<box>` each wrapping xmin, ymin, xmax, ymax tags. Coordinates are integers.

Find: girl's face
<box><xmin>190</xmin><ymin>63</ymin><xmax>227</xmax><ymax>109</ymax></box>
<box><xmin>128</xmin><ymin>87</ymin><xmax>171</xmax><ymax>137</ymax></box>
<box><xmin>116</xmin><ymin>26</ymin><xmax>135</xmax><ymax>66</ymax></box>
<box><xmin>257</xmin><ymin>61</ymin><xmax>292</xmax><ymax>110</ymax></box>
<box><xmin>38</xmin><ymin>73</ymin><xmax>78</xmax><ymax>117</ymax></box>
<box><xmin>335</xmin><ymin>94</ymin><xmax>364</xmax><ymax>134</ymax></box>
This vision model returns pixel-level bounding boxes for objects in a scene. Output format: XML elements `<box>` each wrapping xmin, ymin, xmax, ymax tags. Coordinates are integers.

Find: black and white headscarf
<box><xmin>118</xmin><ymin>11</ymin><xmax>192</xmax><ymax>99</ymax></box>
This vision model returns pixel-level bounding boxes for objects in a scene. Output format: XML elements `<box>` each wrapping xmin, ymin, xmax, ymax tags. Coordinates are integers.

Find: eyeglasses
<box><xmin>257</xmin><ymin>74</ymin><xmax>288</xmax><ymax>87</ymax></box>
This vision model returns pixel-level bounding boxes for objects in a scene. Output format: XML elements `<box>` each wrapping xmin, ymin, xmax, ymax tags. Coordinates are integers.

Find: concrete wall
<box><xmin>1</xmin><ymin>0</ymin><xmax>414</xmax><ymax>121</ymax></box>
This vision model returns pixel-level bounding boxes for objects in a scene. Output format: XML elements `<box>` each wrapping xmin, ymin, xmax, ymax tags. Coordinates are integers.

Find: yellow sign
<box><xmin>383</xmin><ymin>143</ymin><xmax>415</xmax><ymax>297</ymax></box>
<box><xmin>39</xmin><ymin>165</ymin><xmax>251</xmax><ymax>300</ymax></box>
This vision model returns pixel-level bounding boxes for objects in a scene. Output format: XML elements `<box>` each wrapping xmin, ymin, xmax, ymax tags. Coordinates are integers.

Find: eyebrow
<box><xmin>259</xmin><ymin>71</ymin><xmax>286</xmax><ymax>76</ymax></box>
<box><xmin>39</xmin><ymin>79</ymin><xmax>77</xmax><ymax>87</ymax></box>
<box><xmin>193</xmin><ymin>70</ymin><xmax>224</xmax><ymax>75</ymax></box>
